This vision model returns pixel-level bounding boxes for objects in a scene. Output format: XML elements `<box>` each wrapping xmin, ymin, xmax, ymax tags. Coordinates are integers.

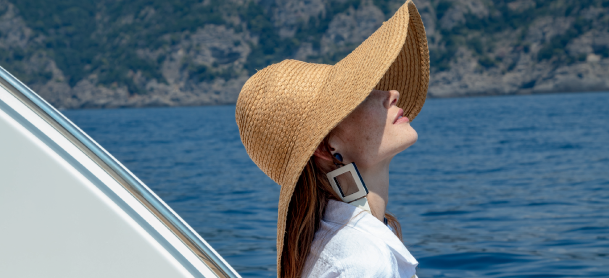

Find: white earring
<box><xmin>326</xmin><ymin>161</ymin><xmax>371</xmax><ymax>214</ymax></box>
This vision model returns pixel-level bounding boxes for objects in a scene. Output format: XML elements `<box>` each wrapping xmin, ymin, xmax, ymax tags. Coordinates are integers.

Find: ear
<box><xmin>313</xmin><ymin>142</ymin><xmax>334</xmax><ymax>162</ymax></box>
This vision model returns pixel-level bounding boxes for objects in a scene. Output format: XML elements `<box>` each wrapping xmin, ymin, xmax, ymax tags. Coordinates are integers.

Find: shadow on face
<box><xmin>328</xmin><ymin>90</ymin><xmax>418</xmax><ymax>168</ymax></box>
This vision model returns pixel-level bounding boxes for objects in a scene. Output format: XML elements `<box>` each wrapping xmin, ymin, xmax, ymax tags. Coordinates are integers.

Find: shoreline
<box><xmin>427</xmin><ymin>88</ymin><xmax>609</xmax><ymax>99</ymax></box>
<box><xmin>57</xmin><ymin>90</ymin><xmax>609</xmax><ymax>111</ymax></box>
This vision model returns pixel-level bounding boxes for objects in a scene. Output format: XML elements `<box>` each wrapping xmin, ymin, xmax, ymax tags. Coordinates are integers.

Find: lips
<box><xmin>393</xmin><ymin>108</ymin><xmax>409</xmax><ymax>124</ymax></box>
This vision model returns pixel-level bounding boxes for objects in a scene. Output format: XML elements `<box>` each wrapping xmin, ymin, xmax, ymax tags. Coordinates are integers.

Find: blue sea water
<box><xmin>63</xmin><ymin>92</ymin><xmax>609</xmax><ymax>277</ymax></box>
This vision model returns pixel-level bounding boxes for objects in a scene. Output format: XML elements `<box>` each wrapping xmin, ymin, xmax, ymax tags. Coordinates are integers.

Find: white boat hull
<box><xmin>0</xmin><ymin>68</ymin><xmax>239</xmax><ymax>278</ymax></box>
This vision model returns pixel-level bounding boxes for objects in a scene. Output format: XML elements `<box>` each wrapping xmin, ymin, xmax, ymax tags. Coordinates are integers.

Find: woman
<box><xmin>236</xmin><ymin>1</ymin><xmax>429</xmax><ymax>277</ymax></box>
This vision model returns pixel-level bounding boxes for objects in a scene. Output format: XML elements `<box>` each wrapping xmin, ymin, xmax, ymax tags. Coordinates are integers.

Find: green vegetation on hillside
<box><xmin>11</xmin><ymin>0</ymin><xmax>227</xmax><ymax>93</ymax></box>
<box><xmin>1</xmin><ymin>0</ymin><xmax>608</xmax><ymax>94</ymax></box>
<box><xmin>242</xmin><ymin>0</ymin><xmax>368</xmax><ymax>73</ymax></box>
<box><xmin>431</xmin><ymin>0</ymin><xmax>609</xmax><ymax>72</ymax></box>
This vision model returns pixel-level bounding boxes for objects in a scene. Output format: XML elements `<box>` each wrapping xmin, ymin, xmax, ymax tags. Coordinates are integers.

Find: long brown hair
<box><xmin>280</xmin><ymin>137</ymin><xmax>403</xmax><ymax>277</ymax></box>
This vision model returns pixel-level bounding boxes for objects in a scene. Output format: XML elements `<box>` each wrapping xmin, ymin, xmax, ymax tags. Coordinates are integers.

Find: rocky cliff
<box><xmin>0</xmin><ymin>0</ymin><xmax>607</xmax><ymax>109</ymax></box>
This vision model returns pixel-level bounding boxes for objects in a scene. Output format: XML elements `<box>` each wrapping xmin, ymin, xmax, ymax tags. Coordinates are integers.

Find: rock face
<box><xmin>0</xmin><ymin>0</ymin><xmax>607</xmax><ymax>109</ymax></box>
<box><xmin>424</xmin><ymin>0</ymin><xmax>609</xmax><ymax>97</ymax></box>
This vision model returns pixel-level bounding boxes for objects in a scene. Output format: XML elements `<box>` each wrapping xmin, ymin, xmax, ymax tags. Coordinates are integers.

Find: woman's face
<box><xmin>328</xmin><ymin>90</ymin><xmax>418</xmax><ymax>168</ymax></box>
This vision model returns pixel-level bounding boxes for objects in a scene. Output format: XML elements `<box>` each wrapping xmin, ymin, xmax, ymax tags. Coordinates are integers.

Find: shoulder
<box><xmin>303</xmin><ymin>220</ymin><xmax>398</xmax><ymax>277</ymax></box>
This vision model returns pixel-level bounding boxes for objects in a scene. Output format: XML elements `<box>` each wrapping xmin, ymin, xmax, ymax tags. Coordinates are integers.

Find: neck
<box><xmin>358</xmin><ymin>159</ymin><xmax>390</xmax><ymax>222</ymax></box>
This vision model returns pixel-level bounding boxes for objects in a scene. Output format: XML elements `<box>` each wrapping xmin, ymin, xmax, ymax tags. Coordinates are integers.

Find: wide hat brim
<box><xmin>235</xmin><ymin>0</ymin><xmax>429</xmax><ymax>274</ymax></box>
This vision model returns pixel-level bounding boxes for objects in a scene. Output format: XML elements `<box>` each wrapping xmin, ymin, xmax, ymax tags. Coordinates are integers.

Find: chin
<box><xmin>381</xmin><ymin>126</ymin><xmax>418</xmax><ymax>160</ymax></box>
<box><xmin>401</xmin><ymin>127</ymin><xmax>418</xmax><ymax>150</ymax></box>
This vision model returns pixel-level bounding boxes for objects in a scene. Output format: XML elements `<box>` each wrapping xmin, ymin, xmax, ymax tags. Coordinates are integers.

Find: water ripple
<box><xmin>64</xmin><ymin>92</ymin><xmax>609</xmax><ymax>277</ymax></box>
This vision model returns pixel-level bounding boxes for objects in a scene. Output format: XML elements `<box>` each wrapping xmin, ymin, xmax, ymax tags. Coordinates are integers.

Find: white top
<box><xmin>302</xmin><ymin>200</ymin><xmax>419</xmax><ymax>278</ymax></box>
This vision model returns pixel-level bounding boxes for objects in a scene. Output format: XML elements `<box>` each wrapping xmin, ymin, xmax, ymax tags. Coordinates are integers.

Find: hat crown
<box><xmin>236</xmin><ymin>60</ymin><xmax>332</xmax><ymax>186</ymax></box>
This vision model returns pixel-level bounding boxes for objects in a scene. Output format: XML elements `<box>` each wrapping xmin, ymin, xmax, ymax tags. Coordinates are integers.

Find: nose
<box><xmin>386</xmin><ymin>90</ymin><xmax>399</xmax><ymax>108</ymax></box>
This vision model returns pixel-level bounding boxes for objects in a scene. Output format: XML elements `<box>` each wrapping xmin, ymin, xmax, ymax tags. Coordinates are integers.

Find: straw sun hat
<box><xmin>235</xmin><ymin>0</ymin><xmax>429</xmax><ymax>272</ymax></box>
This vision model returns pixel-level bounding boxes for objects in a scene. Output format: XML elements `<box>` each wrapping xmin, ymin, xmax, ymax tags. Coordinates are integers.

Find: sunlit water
<box><xmin>64</xmin><ymin>92</ymin><xmax>609</xmax><ymax>277</ymax></box>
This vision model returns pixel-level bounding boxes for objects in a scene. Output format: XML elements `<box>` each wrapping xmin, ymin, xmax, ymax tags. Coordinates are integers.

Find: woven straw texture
<box><xmin>235</xmin><ymin>0</ymin><xmax>429</xmax><ymax>275</ymax></box>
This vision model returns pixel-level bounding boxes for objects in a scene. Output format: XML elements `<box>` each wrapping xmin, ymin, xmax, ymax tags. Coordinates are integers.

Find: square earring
<box><xmin>326</xmin><ymin>162</ymin><xmax>369</xmax><ymax>203</ymax></box>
